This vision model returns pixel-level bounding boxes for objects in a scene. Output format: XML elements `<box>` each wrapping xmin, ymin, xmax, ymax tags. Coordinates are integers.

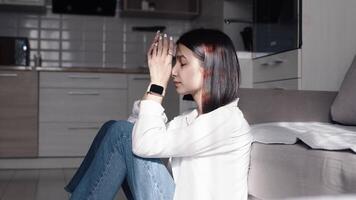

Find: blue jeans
<box><xmin>64</xmin><ymin>120</ymin><xmax>175</xmax><ymax>200</ymax></box>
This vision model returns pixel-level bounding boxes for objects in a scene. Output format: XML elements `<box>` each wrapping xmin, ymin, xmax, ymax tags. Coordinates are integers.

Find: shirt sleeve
<box><xmin>132</xmin><ymin>100</ymin><xmax>245</xmax><ymax>158</ymax></box>
<box><xmin>127</xmin><ymin>100</ymin><xmax>141</xmax><ymax>123</ymax></box>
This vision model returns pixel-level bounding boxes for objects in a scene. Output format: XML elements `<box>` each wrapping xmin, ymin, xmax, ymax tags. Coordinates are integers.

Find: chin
<box><xmin>174</xmin><ymin>87</ymin><xmax>184</xmax><ymax>95</ymax></box>
<box><xmin>176</xmin><ymin>89</ymin><xmax>190</xmax><ymax>96</ymax></box>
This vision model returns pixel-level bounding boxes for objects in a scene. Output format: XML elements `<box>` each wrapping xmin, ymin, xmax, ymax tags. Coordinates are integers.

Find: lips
<box><xmin>173</xmin><ymin>81</ymin><xmax>181</xmax><ymax>86</ymax></box>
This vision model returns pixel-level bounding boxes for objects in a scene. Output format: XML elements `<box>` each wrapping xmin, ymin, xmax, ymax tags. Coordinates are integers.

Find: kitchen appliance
<box><xmin>253</xmin><ymin>0</ymin><xmax>301</xmax><ymax>53</ymax></box>
<box><xmin>0</xmin><ymin>37</ymin><xmax>30</xmax><ymax>66</ymax></box>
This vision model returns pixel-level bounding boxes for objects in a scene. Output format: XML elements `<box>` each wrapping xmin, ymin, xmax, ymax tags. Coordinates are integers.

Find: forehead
<box><xmin>176</xmin><ymin>44</ymin><xmax>194</xmax><ymax>57</ymax></box>
<box><xmin>176</xmin><ymin>44</ymin><xmax>205</xmax><ymax>65</ymax></box>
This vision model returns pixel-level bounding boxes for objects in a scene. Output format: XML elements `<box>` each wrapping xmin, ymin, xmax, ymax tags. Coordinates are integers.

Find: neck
<box><xmin>192</xmin><ymin>92</ymin><xmax>203</xmax><ymax>116</ymax></box>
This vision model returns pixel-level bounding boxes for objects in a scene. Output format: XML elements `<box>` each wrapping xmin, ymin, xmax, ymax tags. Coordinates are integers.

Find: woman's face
<box><xmin>171</xmin><ymin>44</ymin><xmax>204</xmax><ymax>97</ymax></box>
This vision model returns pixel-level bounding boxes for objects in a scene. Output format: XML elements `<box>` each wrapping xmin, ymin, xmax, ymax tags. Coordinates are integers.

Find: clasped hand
<box><xmin>147</xmin><ymin>31</ymin><xmax>175</xmax><ymax>89</ymax></box>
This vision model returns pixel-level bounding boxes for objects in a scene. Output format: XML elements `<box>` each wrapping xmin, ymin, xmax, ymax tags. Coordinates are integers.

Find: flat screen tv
<box><xmin>52</xmin><ymin>0</ymin><xmax>117</xmax><ymax>16</ymax></box>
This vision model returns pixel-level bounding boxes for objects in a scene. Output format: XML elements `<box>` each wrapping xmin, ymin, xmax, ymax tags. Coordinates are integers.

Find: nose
<box><xmin>171</xmin><ymin>63</ymin><xmax>178</xmax><ymax>78</ymax></box>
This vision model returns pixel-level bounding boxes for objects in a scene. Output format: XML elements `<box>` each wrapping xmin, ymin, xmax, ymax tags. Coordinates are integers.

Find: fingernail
<box><xmin>159</xmin><ymin>35</ymin><xmax>162</xmax><ymax>40</ymax></box>
<box><xmin>157</xmin><ymin>30</ymin><xmax>160</xmax><ymax>34</ymax></box>
<box><xmin>164</xmin><ymin>33</ymin><xmax>167</xmax><ymax>37</ymax></box>
<box><xmin>170</xmin><ymin>36</ymin><xmax>173</xmax><ymax>40</ymax></box>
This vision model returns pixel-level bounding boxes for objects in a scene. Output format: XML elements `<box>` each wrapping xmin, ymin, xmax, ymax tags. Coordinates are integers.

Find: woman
<box><xmin>65</xmin><ymin>28</ymin><xmax>252</xmax><ymax>200</ymax></box>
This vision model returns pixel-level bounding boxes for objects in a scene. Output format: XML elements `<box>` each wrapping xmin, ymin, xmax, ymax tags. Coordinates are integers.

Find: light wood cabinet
<box><xmin>39</xmin><ymin>72</ymin><xmax>128</xmax><ymax>157</ymax></box>
<box><xmin>127</xmin><ymin>74</ymin><xmax>150</xmax><ymax>110</ymax></box>
<box><xmin>39</xmin><ymin>71</ymin><xmax>180</xmax><ymax>157</ymax></box>
<box><xmin>39</xmin><ymin>72</ymin><xmax>129</xmax><ymax>123</ymax></box>
<box><xmin>127</xmin><ymin>74</ymin><xmax>179</xmax><ymax>121</ymax></box>
<box><xmin>39</xmin><ymin>122</ymin><xmax>103</xmax><ymax>157</ymax></box>
<box><xmin>39</xmin><ymin>88</ymin><xmax>128</xmax><ymax>123</ymax></box>
<box><xmin>0</xmin><ymin>71</ymin><xmax>38</xmax><ymax>158</ymax></box>
<box><xmin>35</xmin><ymin>71</ymin><xmax>181</xmax><ymax>157</ymax></box>
<box><xmin>40</xmin><ymin>72</ymin><xmax>128</xmax><ymax>89</ymax></box>
<box><xmin>0</xmin><ymin>70</ymin><xmax>179</xmax><ymax>161</ymax></box>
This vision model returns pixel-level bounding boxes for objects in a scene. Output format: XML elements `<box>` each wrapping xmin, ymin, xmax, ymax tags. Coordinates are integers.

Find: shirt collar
<box><xmin>185</xmin><ymin>98</ymin><xmax>239</xmax><ymax>125</ymax></box>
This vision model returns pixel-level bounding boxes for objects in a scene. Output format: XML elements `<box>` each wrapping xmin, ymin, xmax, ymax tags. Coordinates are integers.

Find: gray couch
<box><xmin>238</xmin><ymin>88</ymin><xmax>337</xmax><ymax>124</ymax></box>
<box><xmin>238</xmin><ymin>88</ymin><xmax>356</xmax><ymax>199</ymax></box>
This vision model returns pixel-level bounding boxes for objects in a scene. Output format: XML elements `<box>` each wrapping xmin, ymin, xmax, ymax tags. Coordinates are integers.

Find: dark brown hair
<box><xmin>177</xmin><ymin>28</ymin><xmax>240</xmax><ymax>114</ymax></box>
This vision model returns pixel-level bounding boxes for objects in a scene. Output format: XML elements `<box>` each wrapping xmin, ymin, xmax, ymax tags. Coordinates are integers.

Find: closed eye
<box><xmin>176</xmin><ymin>55</ymin><xmax>187</xmax><ymax>66</ymax></box>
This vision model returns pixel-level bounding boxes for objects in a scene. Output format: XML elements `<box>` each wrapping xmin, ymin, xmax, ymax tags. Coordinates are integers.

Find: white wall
<box><xmin>302</xmin><ymin>0</ymin><xmax>356</xmax><ymax>91</ymax></box>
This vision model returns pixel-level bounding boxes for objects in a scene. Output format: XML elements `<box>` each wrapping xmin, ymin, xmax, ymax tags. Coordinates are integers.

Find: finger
<box><xmin>157</xmin><ymin>34</ymin><xmax>163</xmax><ymax>56</ymax></box>
<box><xmin>168</xmin><ymin>36</ymin><xmax>175</xmax><ymax>57</ymax></box>
<box><xmin>147</xmin><ymin>31</ymin><xmax>160</xmax><ymax>57</ymax></box>
<box><xmin>148</xmin><ymin>40</ymin><xmax>158</xmax><ymax>58</ymax></box>
<box><xmin>147</xmin><ymin>41</ymin><xmax>155</xmax><ymax>58</ymax></box>
<box><xmin>162</xmin><ymin>33</ymin><xmax>169</xmax><ymax>56</ymax></box>
<box><xmin>153</xmin><ymin>31</ymin><xmax>160</xmax><ymax>56</ymax></box>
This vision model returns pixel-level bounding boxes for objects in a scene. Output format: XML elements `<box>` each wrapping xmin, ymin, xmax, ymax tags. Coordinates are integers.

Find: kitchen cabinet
<box><xmin>252</xmin><ymin>49</ymin><xmax>299</xmax><ymax>89</ymax></box>
<box><xmin>239</xmin><ymin>49</ymin><xmax>300</xmax><ymax>90</ymax></box>
<box><xmin>127</xmin><ymin>74</ymin><xmax>150</xmax><ymax>110</ymax></box>
<box><xmin>0</xmin><ymin>70</ymin><xmax>38</xmax><ymax>158</ymax></box>
<box><xmin>128</xmin><ymin>74</ymin><xmax>179</xmax><ymax>121</ymax></box>
<box><xmin>39</xmin><ymin>72</ymin><xmax>128</xmax><ymax>123</ymax></box>
<box><xmin>39</xmin><ymin>71</ymin><xmax>180</xmax><ymax>157</ymax></box>
<box><xmin>39</xmin><ymin>72</ymin><xmax>128</xmax><ymax>157</ymax></box>
<box><xmin>120</xmin><ymin>0</ymin><xmax>200</xmax><ymax>19</ymax></box>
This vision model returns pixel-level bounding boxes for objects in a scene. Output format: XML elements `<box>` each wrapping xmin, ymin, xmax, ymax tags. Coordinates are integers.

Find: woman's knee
<box><xmin>102</xmin><ymin>120</ymin><xmax>117</xmax><ymax>127</ymax></box>
<box><xmin>105</xmin><ymin>120</ymin><xmax>134</xmax><ymax>140</ymax></box>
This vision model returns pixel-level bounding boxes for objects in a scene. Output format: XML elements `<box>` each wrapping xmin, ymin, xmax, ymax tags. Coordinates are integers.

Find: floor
<box><xmin>0</xmin><ymin>168</ymin><xmax>259</xmax><ymax>200</ymax></box>
<box><xmin>0</xmin><ymin>168</ymin><xmax>127</xmax><ymax>200</ymax></box>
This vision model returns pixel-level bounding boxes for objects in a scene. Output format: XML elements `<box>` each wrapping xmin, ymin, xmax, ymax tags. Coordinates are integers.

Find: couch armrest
<box><xmin>237</xmin><ymin>88</ymin><xmax>337</xmax><ymax>124</ymax></box>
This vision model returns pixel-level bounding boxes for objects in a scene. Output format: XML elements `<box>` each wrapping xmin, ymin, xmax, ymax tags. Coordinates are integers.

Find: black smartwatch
<box><xmin>147</xmin><ymin>84</ymin><xmax>165</xmax><ymax>97</ymax></box>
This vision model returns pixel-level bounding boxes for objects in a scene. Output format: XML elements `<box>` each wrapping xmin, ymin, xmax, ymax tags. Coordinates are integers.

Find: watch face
<box><xmin>150</xmin><ymin>84</ymin><xmax>164</xmax><ymax>95</ymax></box>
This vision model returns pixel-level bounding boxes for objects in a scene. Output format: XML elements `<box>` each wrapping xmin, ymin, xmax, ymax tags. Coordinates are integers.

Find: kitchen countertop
<box><xmin>0</xmin><ymin>66</ymin><xmax>149</xmax><ymax>74</ymax></box>
<box><xmin>236</xmin><ymin>51</ymin><xmax>271</xmax><ymax>59</ymax></box>
<box><xmin>0</xmin><ymin>66</ymin><xmax>34</xmax><ymax>71</ymax></box>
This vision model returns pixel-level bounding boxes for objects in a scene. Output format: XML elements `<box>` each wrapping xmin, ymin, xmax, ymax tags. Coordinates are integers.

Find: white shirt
<box><xmin>131</xmin><ymin>99</ymin><xmax>252</xmax><ymax>200</ymax></box>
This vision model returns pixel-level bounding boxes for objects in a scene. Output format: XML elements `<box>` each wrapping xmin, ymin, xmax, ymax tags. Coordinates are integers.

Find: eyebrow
<box><xmin>175</xmin><ymin>54</ymin><xmax>186</xmax><ymax>59</ymax></box>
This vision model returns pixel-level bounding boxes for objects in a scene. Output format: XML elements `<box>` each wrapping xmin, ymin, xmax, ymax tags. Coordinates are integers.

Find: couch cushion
<box><xmin>331</xmin><ymin>55</ymin><xmax>356</xmax><ymax>125</ymax></box>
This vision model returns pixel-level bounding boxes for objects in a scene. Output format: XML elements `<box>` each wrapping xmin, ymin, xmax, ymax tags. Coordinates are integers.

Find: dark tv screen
<box><xmin>52</xmin><ymin>0</ymin><xmax>117</xmax><ymax>16</ymax></box>
<box><xmin>253</xmin><ymin>0</ymin><xmax>301</xmax><ymax>53</ymax></box>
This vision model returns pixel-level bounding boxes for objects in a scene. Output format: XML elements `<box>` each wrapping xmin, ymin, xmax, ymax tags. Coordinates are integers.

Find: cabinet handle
<box><xmin>68</xmin><ymin>127</ymin><xmax>100</xmax><ymax>130</ymax></box>
<box><xmin>274</xmin><ymin>59</ymin><xmax>284</xmax><ymax>64</ymax></box>
<box><xmin>67</xmin><ymin>75</ymin><xmax>101</xmax><ymax>79</ymax></box>
<box><xmin>133</xmin><ymin>77</ymin><xmax>150</xmax><ymax>81</ymax></box>
<box><xmin>273</xmin><ymin>87</ymin><xmax>286</xmax><ymax>90</ymax></box>
<box><xmin>0</xmin><ymin>73</ymin><xmax>18</xmax><ymax>77</ymax></box>
<box><xmin>67</xmin><ymin>91</ymin><xmax>100</xmax><ymax>95</ymax></box>
<box><xmin>261</xmin><ymin>62</ymin><xmax>271</xmax><ymax>66</ymax></box>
